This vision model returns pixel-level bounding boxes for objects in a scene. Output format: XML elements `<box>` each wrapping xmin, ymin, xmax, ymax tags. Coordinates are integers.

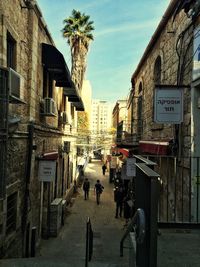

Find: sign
<box><xmin>193</xmin><ymin>26</ymin><xmax>200</xmax><ymax>81</ymax></box>
<box><xmin>121</xmin><ymin>165</ymin><xmax>131</xmax><ymax>180</ymax></box>
<box><xmin>110</xmin><ymin>156</ymin><xmax>117</xmax><ymax>168</ymax></box>
<box><xmin>126</xmin><ymin>158</ymin><xmax>136</xmax><ymax>177</ymax></box>
<box><xmin>154</xmin><ymin>87</ymin><xmax>183</xmax><ymax>124</ymax></box>
<box><xmin>38</xmin><ymin>160</ymin><xmax>56</xmax><ymax>182</ymax></box>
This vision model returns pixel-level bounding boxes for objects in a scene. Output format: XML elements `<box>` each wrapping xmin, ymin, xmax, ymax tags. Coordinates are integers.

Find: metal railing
<box><xmin>120</xmin><ymin>157</ymin><xmax>160</xmax><ymax>267</ymax></box>
<box><xmin>85</xmin><ymin>217</ymin><xmax>93</xmax><ymax>267</ymax></box>
<box><xmin>120</xmin><ymin>208</ymin><xmax>146</xmax><ymax>257</ymax></box>
<box><xmin>142</xmin><ymin>155</ymin><xmax>200</xmax><ymax>224</ymax></box>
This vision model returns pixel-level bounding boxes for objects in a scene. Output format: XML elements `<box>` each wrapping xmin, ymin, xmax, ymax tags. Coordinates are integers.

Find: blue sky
<box><xmin>37</xmin><ymin>0</ymin><xmax>170</xmax><ymax>103</ymax></box>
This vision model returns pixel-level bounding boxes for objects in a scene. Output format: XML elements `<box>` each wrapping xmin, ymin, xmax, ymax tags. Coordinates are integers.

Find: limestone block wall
<box><xmin>130</xmin><ymin>6</ymin><xmax>199</xmax><ymax>222</ymax></box>
<box><xmin>0</xmin><ymin>0</ymin><xmax>79</xmax><ymax>258</ymax></box>
<box><xmin>133</xmin><ymin>11</ymin><xmax>192</xmax><ymax>153</ymax></box>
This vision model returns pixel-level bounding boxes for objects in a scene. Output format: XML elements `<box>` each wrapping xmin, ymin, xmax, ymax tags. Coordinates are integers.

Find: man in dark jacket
<box><xmin>102</xmin><ymin>164</ymin><xmax>107</xmax><ymax>175</ymax></box>
<box><xmin>83</xmin><ymin>178</ymin><xmax>90</xmax><ymax>200</ymax></box>
<box><xmin>114</xmin><ymin>185</ymin><xmax>125</xmax><ymax>218</ymax></box>
<box><xmin>94</xmin><ymin>180</ymin><xmax>104</xmax><ymax>205</ymax></box>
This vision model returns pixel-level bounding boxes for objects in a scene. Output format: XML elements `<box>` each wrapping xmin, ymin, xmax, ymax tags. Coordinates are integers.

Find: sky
<box><xmin>37</xmin><ymin>0</ymin><xmax>170</xmax><ymax>103</ymax></box>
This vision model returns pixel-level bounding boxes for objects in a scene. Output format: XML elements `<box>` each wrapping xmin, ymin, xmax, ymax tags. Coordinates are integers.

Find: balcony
<box><xmin>116</xmin><ymin>120</ymin><xmax>141</xmax><ymax>148</ymax></box>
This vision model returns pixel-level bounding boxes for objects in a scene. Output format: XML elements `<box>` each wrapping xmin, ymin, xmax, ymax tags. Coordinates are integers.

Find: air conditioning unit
<box><xmin>49</xmin><ymin>198</ymin><xmax>62</xmax><ymax>237</ymax></box>
<box><xmin>8</xmin><ymin>68</ymin><xmax>21</xmax><ymax>100</ymax></box>
<box><xmin>62</xmin><ymin>111</ymin><xmax>68</xmax><ymax>124</ymax></box>
<box><xmin>43</xmin><ymin>97</ymin><xmax>56</xmax><ymax>116</ymax></box>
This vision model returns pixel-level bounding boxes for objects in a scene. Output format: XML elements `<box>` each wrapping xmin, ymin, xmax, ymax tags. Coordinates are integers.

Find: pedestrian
<box><xmin>114</xmin><ymin>185</ymin><xmax>125</xmax><ymax>218</ymax></box>
<box><xmin>123</xmin><ymin>195</ymin><xmax>132</xmax><ymax>226</ymax></box>
<box><xmin>94</xmin><ymin>179</ymin><xmax>104</xmax><ymax>205</ymax></box>
<box><xmin>102</xmin><ymin>164</ymin><xmax>107</xmax><ymax>175</ymax></box>
<box><xmin>83</xmin><ymin>178</ymin><xmax>90</xmax><ymax>200</ymax></box>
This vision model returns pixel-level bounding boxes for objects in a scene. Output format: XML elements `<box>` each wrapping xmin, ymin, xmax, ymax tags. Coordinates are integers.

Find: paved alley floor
<box><xmin>0</xmin><ymin>159</ymin><xmax>129</xmax><ymax>267</ymax></box>
<box><xmin>38</xmin><ymin>159</ymin><xmax>129</xmax><ymax>266</ymax></box>
<box><xmin>1</xmin><ymin>159</ymin><xmax>200</xmax><ymax>266</ymax></box>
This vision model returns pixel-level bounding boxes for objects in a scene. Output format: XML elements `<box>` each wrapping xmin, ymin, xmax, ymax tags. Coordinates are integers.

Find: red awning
<box><xmin>139</xmin><ymin>140</ymin><xmax>170</xmax><ymax>155</ymax></box>
<box><xmin>119</xmin><ymin>148</ymin><xmax>129</xmax><ymax>157</ymax></box>
<box><xmin>43</xmin><ymin>151</ymin><xmax>58</xmax><ymax>160</ymax></box>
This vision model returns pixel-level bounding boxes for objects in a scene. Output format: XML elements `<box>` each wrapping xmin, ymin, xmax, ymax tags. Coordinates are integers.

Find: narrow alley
<box><xmin>0</xmin><ymin>159</ymin><xmax>129</xmax><ymax>267</ymax></box>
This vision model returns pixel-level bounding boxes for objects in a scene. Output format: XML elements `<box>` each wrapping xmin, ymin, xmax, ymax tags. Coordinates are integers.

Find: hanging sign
<box><xmin>126</xmin><ymin>157</ymin><xmax>136</xmax><ymax>177</ymax></box>
<box><xmin>110</xmin><ymin>156</ymin><xmax>117</xmax><ymax>168</ymax></box>
<box><xmin>154</xmin><ymin>87</ymin><xmax>183</xmax><ymax>124</ymax></box>
<box><xmin>121</xmin><ymin>164</ymin><xmax>131</xmax><ymax>180</ymax></box>
<box><xmin>38</xmin><ymin>160</ymin><xmax>56</xmax><ymax>182</ymax></box>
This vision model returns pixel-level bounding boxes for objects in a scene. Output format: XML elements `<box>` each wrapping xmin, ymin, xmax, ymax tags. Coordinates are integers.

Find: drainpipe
<box><xmin>22</xmin><ymin>122</ymin><xmax>34</xmax><ymax>257</ymax></box>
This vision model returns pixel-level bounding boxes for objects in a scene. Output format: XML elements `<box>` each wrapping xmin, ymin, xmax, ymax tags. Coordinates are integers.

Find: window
<box><xmin>7</xmin><ymin>31</ymin><xmax>16</xmax><ymax>69</ymax></box>
<box><xmin>6</xmin><ymin>192</ymin><xmax>17</xmax><ymax>234</ymax></box>
<box><xmin>152</xmin><ymin>55</ymin><xmax>163</xmax><ymax>129</ymax></box>
<box><xmin>43</xmin><ymin>69</ymin><xmax>53</xmax><ymax>98</ymax></box>
<box><xmin>154</xmin><ymin>56</ymin><xmax>162</xmax><ymax>85</ymax></box>
<box><xmin>137</xmin><ymin>82</ymin><xmax>143</xmax><ymax>137</ymax></box>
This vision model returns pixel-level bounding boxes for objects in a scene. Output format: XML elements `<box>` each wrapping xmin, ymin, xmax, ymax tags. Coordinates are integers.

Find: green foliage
<box><xmin>77</xmin><ymin>111</ymin><xmax>89</xmax><ymax>135</ymax></box>
<box><xmin>62</xmin><ymin>9</ymin><xmax>95</xmax><ymax>90</ymax></box>
<box><xmin>62</xmin><ymin>9</ymin><xmax>94</xmax><ymax>51</ymax></box>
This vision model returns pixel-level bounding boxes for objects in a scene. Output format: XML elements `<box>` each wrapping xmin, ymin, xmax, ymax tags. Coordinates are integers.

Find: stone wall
<box><xmin>0</xmin><ymin>0</ymin><xmax>79</xmax><ymax>258</ymax></box>
<box><xmin>130</xmin><ymin>7</ymin><xmax>198</xmax><ymax>221</ymax></box>
<box><xmin>133</xmin><ymin>10</ymin><xmax>192</xmax><ymax>153</ymax></box>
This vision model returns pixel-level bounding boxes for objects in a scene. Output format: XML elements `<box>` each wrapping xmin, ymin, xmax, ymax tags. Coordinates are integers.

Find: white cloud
<box><xmin>95</xmin><ymin>19</ymin><xmax>160</xmax><ymax>37</ymax></box>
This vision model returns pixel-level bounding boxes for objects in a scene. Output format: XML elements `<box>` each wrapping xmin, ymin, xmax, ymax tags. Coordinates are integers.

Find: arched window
<box><xmin>138</xmin><ymin>82</ymin><xmax>143</xmax><ymax>94</ymax></box>
<box><xmin>154</xmin><ymin>56</ymin><xmax>162</xmax><ymax>85</ymax></box>
<box><xmin>137</xmin><ymin>82</ymin><xmax>143</xmax><ymax>137</ymax></box>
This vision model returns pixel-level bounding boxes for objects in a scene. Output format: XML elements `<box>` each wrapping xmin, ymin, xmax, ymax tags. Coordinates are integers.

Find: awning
<box><xmin>64</xmin><ymin>87</ymin><xmax>79</xmax><ymax>101</ymax></box>
<box><xmin>42</xmin><ymin>151</ymin><xmax>58</xmax><ymax>160</ymax></box>
<box><xmin>119</xmin><ymin>148</ymin><xmax>129</xmax><ymax>157</ymax></box>
<box><xmin>72</xmin><ymin>96</ymin><xmax>85</xmax><ymax>111</ymax></box>
<box><xmin>139</xmin><ymin>140</ymin><xmax>170</xmax><ymax>155</ymax></box>
<box><xmin>42</xmin><ymin>43</ymin><xmax>72</xmax><ymax>87</ymax></box>
<box><xmin>63</xmin><ymin>79</ymin><xmax>80</xmax><ymax>102</ymax></box>
<box><xmin>42</xmin><ymin>43</ymin><xmax>84</xmax><ymax>110</ymax></box>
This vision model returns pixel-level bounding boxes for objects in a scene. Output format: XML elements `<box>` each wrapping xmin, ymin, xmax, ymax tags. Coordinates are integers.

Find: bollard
<box><xmin>135</xmin><ymin>163</ymin><xmax>160</xmax><ymax>267</ymax></box>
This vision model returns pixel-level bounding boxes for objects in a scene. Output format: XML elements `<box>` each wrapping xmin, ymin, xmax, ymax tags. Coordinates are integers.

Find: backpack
<box><xmin>83</xmin><ymin>181</ymin><xmax>90</xmax><ymax>190</ymax></box>
<box><xmin>95</xmin><ymin>183</ymin><xmax>103</xmax><ymax>193</ymax></box>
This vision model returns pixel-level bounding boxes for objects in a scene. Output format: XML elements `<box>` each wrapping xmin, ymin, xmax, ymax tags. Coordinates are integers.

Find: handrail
<box><xmin>120</xmin><ymin>208</ymin><xmax>146</xmax><ymax>257</ymax></box>
<box><xmin>85</xmin><ymin>217</ymin><xmax>93</xmax><ymax>267</ymax></box>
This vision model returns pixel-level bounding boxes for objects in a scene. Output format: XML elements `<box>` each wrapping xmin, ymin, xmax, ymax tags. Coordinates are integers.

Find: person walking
<box><xmin>94</xmin><ymin>179</ymin><xmax>104</xmax><ymax>205</ymax></box>
<box><xmin>83</xmin><ymin>178</ymin><xmax>90</xmax><ymax>200</ymax></box>
<box><xmin>114</xmin><ymin>185</ymin><xmax>125</xmax><ymax>218</ymax></box>
<box><xmin>102</xmin><ymin>164</ymin><xmax>107</xmax><ymax>175</ymax></box>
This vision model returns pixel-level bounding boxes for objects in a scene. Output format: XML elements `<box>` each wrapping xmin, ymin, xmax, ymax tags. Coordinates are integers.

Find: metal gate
<box><xmin>145</xmin><ymin>155</ymin><xmax>200</xmax><ymax>224</ymax></box>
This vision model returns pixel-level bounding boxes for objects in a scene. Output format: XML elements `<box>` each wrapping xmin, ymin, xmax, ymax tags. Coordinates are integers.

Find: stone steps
<box><xmin>0</xmin><ymin>257</ymin><xmax>129</xmax><ymax>267</ymax></box>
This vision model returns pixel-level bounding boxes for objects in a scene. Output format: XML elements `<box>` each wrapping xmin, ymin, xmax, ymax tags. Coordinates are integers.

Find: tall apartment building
<box><xmin>91</xmin><ymin>100</ymin><xmax>113</xmax><ymax>134</ymax></box>
<box><xmin>90</xmin><ymin>100</ymin><xmax>113</xmax><ymax>157</ymax></box>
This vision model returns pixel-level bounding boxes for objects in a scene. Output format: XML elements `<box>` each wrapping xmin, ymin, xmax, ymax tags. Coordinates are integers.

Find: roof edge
<box><xmin>131</xmin><ymin>0</ymin><xmax>179</xmax><ymax>83</ymax></box>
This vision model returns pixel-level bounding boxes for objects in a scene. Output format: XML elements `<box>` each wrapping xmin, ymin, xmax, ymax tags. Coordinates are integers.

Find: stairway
<box><xmin>0</xmin><ymin>257</ymin><xmax>129</xmax><ymax>267</ymax></box>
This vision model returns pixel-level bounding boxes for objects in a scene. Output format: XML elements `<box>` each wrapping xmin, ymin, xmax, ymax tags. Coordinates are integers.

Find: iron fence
<box><xmin>143</xmin><ymin>155</ymin><xmax>200</xmax><ymax>224</ymax></box>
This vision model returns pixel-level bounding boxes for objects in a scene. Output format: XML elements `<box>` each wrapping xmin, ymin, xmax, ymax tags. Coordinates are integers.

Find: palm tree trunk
<box><xmin>71</xmin><ymin>43</ymin><xmax>87</xmax><ymax>92</ymax></box>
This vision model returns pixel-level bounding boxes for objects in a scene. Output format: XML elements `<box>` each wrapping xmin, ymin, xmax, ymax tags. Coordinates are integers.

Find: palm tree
<box><xmin>62</xmin><ymin>9</ymin><xmax>94</xmax><ymax>91</ymax></box>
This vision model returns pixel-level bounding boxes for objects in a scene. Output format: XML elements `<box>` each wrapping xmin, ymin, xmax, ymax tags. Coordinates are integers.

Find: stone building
<box><xmin>0</xmin><ymin>0</ymin><xmax>84</xmax><ymax>258</ymax></box>
<box><xmin>117</xmin><ymin>0</ymin><xmax>200</xmax><ymax>223</ymax></box>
